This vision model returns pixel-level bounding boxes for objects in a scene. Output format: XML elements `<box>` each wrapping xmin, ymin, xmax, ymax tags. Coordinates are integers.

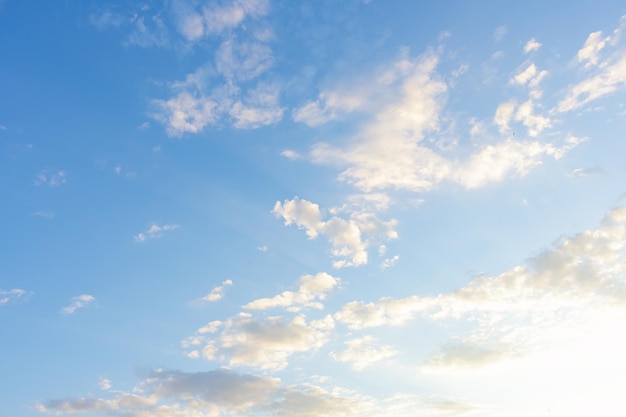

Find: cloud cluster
<box><xmin>182</xmin><ymin>272</ymin><xmax>340</xmax><ymax>371</ymax></box>
<box><xmin>37</xmin><ymin>367</ymin><xmax>480</xmax><ymax>417</ymax></box>
<box><xmin>273</xmin><ymin>197</ymin><xmax>397</xmax><ymax>268</ymax></box>
<box><xmin>296</xmin><ymin>46</ymin><xmax>576</xmax><ymax>193</ymax></box>
<box><xmin>335</xmin><ymin>203</ymin><xmax>626</xmax><ymax>370</ymax></box>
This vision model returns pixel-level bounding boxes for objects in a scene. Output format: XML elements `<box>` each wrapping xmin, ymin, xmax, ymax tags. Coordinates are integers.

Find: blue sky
<box><xmin>2</xmin><ymin>1</ymin><xmax>626</xmax><ymax>416</ymax></box>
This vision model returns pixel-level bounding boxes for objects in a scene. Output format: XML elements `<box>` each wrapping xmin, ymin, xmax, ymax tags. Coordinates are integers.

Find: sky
<box><xmin>2</xmin><ymin>0</ymin><xmax>626</xmax><ymax>416</ymax></box>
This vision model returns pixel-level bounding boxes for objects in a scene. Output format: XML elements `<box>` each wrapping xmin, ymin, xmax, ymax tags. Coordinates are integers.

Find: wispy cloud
<box><xmin>134</xmin><ymin>223</ymin><xmax>180</xmax><ymax>243</ymax></box>
<box><xmin>0</xmin><ymin>288</ymin><xmax>31</xmax><ymax>306</ymax></box>
<box><xmin>197</xmin><ymin>280</ymin><xmax>233</xmax><ymax>303</ymax></box>
<box><xmin>32</xmin><ymin>210</ymin><xmax>55</xmax><ymax>219</ymax></box>
<box><xmin>34</xmin><ymin>170</ymin><xmax>66</xmax><ymax>187</ymax></box>
<box><xmin>557</xmin><ymin>15</ymin><xmax>626</xmax><ymax>112</ymax></box>
<box><xmin>61</xmin><ymin>294</ymin><xmax>95</xmax><ymax>315</ymax></box>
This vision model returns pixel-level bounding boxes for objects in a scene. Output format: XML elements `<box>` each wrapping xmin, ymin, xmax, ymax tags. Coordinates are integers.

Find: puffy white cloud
<box><xmin>186</xmin><ymin>313</ymin><xmax>331</xmax><ymax>370</ymax></box>
<box><xmin>301</xmin><ymin>47</ymin><xmax>574</xmax><ymax>193</ymax></box>
<box><xmin>244</xmin><ymin>273</ymin><xmax>339</xmax><ymax>311</ymax></box>
<box><xmin>273</xmin><ymin>197</ymin><xmax>397</xmax><ymax>268</ymax></box>
<box><xmin>0</xmin><ymin>288</ymin><xmax>31</xmax><ymax>306</ymax></box>
<box><xmin>61</xmin><ymin>294</ymin><xmax>95</xmax><ymax>316</ymax></box>
<box><xmin>134</xmin><ymin>223</ymin><xmax>180</xmax><ymax>243</ymax></box>
<box><xmin>330</xmin><ymin>336</ymin><xmax>398</xmax><ymax>370</ymax></box>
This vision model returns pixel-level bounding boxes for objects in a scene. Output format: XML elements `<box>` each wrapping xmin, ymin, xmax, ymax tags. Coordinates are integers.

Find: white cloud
<box><xmin>244</xmin><ymin>272</ymin><xmax>339</xmax><ymax>311</ymax></box>
<box><xmin>34</xmin><ymin>170</ymin><xmax>66</xmax><ymax>187</ymax></box>
<box><xmin>42</xmin><ymin>367</ymin><xmax>480</xmax><ymax>417</ymax></box>
<box><xmin>380</xmin><ymin>255</ymin><xmax>399</xmax><ymax>270</ymax></box>
<box><xmin>185</xmin><ymin>313</ymin><xmax>331</xmax><ymax>370</ymax></box>
<box><xmin>198</xmin><ymin>280</ymin><xmax>233</xmax><ymax>303</ymax></box>
<box><xmin>280</xmin><ymin>149</ymin><xmax>302</xmax><ymax>160</ymax></box>
<box><xmin>273</xmin><ymin>197</ymin><xmax>397</xmax><ymax>268</ymax></box>
<box><xmin>577</xmin><ymin>31</ymin><xmax>609</xmax><ymax>67</ymax></box>
<box><xmin>98</xmin><ymin>378</ymin><xmax>111</xmax><ymax>391</ymax></box>
<box><xmin>493</xmin><ymin>99</ymin><xmax>516</xmax><ymax>133</ymax></box>
<box><xmin>153</xmin><ymin>92</ymin><xmax>218</xmax><ymax>137</ymax></box>
<box><xmin>336</xmin><ymin>203</ymin><xmax>626</xmax><ymax>371</ymax></box>
<box><xmin>302</xmin><ymin>47</ymin><xmax>574</xmax><ymax>193</ymax></box>
<box><xmin>331</xmin><ymin>336</ymin><xmax>398</xmax><ymax>370</ymax></box>
<box><xmin>61</xmin><ymin>294</ymin><xmax>95</xmax><ymax>315</ymax></box>
<box><xmin>0</xmin><ymin>288</ymin><xmax>31</xmax><ymax>306</ymax></box>
<box><xmin>134</xmin><ymin>223</ymin><xmax>180</xmax><ymax>243</ymax></box>
<box><xmin>510</xmin><ymin>63</ymin><xmax>538</xmax><ymax>85</ymax></box>
<box><xmin>557</xmin><ymin>15</ymin><xmax>626</xmax><ymax>112</ymax></box>
<box><xmin>523</xmin><ymin>38</ymin><xmax>542</xmax><ymax>53</ymax></box>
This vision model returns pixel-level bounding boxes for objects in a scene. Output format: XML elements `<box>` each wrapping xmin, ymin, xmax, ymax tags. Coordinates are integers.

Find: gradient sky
<box><xmin>2</xmin><ymin>1</ymin><xmax>626</xmax><ymax>416</ymax></box>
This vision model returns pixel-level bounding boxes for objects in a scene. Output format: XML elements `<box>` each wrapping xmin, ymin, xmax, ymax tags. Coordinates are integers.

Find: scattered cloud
<box><xmin>198</xmin><ymin>280</ymin><xmax>233</xmax><ymax>303</ymax></box>
<box><xmin>273</xmin><ymin>197</ymin><xmax>397</xmax><ymax>268</ymax></box>
<box><xmin>61</xmin><ymin>294</ymin><xmax>95</xmax><ymax>315</ymax></box>
<box><xmin>34</xmin><ymin>170</ymin><xmax>67</xmax><ymax>187</ymax></box>
<box><xmin>380</xmin><ymin>255</ymin><xmax>399</xmax><ymax>270</ymax></box>
<box><xmin>0</xmin><ymin>288</ymin><xmax>31</xmax><ymax>306</ymax></box>
<box><xmin>134</xmin><ymin>223</ymin><xmax>180</xmax><ymax>243</ymax></box>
